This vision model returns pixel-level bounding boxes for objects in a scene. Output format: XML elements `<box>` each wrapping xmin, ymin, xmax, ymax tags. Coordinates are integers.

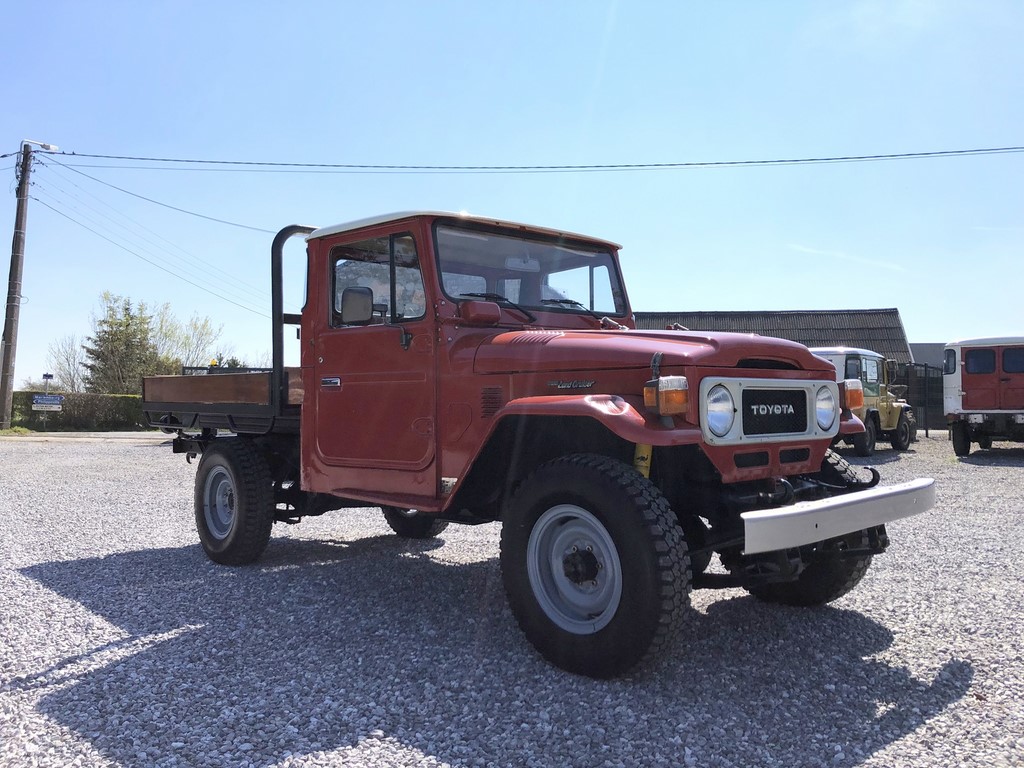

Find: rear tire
<box><xmin>951</xmin><ymin>422</ymin><xmax>971</xmax><ymax>457</ymax></box>
<box><xmin>381</xmin><ymin>507</ymin><xmax>449</xmax><ymax>539</ymax></box>
<box><xmin>500</xmin><ymin>454</ymin><xmax>691</xmax><ymax>678</ymax></box>
<box><xmin>853</xmin><ymin>417</ymin><xmax>876</xmax><ymax>456</ymax></box>
<box><xmin>194</xmin><ymin>439</ymin><xmax>274</xmax><ymax>565</ymax></box>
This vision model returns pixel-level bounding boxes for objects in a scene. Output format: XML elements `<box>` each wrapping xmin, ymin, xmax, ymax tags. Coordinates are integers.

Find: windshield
<box><xmin>435</xmin><ymin>224</ymin><xmax>626</xmax><ymax>316</ymax></box>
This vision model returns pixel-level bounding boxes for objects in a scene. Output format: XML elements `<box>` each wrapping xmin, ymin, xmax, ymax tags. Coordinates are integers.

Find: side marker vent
<box><xmin>481</xmin><ymin>387</ymin><xmax>503</xmax><ymax>418</ymax></box>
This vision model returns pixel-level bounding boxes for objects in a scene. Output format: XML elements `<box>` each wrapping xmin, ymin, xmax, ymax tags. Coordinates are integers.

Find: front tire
<box><xmin>890</xmin><ymin>411</ymin><xmax>912</xmax><ymax>451</ymax></box>
<box><xmin>853</xmin><ymin>417</ymin><xmax>876</xmax><ymax>456</ymax></box>
<box><xmin>951</xmin><ymin>421</ymin><xmax>971</xmax><ymax>457</ymax></box>
<box><xmin>741</xmin><ymin>529</ymin><xmax>876</xmax><ymax>606</ymax></box>
<box><xmin>500</xmin><ymin>454</ymin><xmax>691</xmax><ymax>678</ymax></box>
<box><xmin>733</xmin><ymin>452</ymin><xmax>876</xmax><ymax>605</ymax></box>
<box><xmin>381</xmin><ymin>507</ymin><xmax>449</xmax><ymax>539</ymax></box>
<box><xmin>194</xmin><ymin>439</ymin><xmax>274</xmax><ymax>565</ymax></box>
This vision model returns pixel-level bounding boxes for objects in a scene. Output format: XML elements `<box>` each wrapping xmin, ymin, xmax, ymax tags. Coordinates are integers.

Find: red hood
<box><xmin>473</xmin><ymin>329</ymin><xmax>833</xmax><ymax>374</ymax></box>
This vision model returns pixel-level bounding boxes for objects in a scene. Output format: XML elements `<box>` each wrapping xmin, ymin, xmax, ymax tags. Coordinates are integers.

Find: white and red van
<box><xmin>943</xmin><ymin>336</ymin><xmax>1024</xmax><ymax>456</ymax></box>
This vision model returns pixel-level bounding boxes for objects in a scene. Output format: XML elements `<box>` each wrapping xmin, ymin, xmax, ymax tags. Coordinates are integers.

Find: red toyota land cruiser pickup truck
<box><xmin>143</xmin><ymin>212</ymin><xmax>934</xmax><ymax>677</ymax></box>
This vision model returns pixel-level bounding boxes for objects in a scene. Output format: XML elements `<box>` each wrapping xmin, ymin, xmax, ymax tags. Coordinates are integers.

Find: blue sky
<box><xmin>3</xmin><ymin>0</ymin><xmax>1022</xmax><ymax>384</ymax></box>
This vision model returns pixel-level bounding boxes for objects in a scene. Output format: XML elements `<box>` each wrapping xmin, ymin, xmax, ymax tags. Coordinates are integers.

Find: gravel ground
<box><xmin>1</xmin><ymin>431</ymin><xmax>1022</xmax><ymax>767</ymax></box>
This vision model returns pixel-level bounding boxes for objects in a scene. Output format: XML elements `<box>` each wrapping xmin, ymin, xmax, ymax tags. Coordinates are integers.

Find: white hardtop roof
<box><xmin>809</xmin><ymin>346</ymin><xmax>883</xmax><ymax>359</ymax></box>
<box><xmin>307</xmin><ymin>211</ymin><xmax>621</xmax><ymax>249</ymax></box>
<box><xmin>944</xmin><ymin>336</ymin><xmax>1024</xmax><ymax>347</ymax></box>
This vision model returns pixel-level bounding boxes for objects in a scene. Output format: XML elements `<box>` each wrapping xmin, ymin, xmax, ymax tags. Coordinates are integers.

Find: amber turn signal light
<box><xmin>644</xmin><ymin>375</ymin><xmax>689</xmax><ymax>415</ymax></box>
<box><xmin>842</xmin><ymin>379</ymin><xmax>865</xmax><ymax>411</ymax></box>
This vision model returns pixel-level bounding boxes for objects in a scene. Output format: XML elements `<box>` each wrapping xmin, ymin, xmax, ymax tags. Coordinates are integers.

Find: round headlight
<box><xmin>706</xmin><ymin>384</ymin><xmax>736</xmax><ymax>437</ymax></box>
<box><xmin>816</xmin><ymin>386</ymin><xmax>837</xmax><ymax>430</ymax></box>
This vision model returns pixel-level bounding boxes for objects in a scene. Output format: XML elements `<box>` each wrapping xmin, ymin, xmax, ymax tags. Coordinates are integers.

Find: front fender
<box><xmin>837</xmin><ymin>409</ymin><xmax>865</xmax><ymax>437</ymax></box>
<box><xmin>496</xmin><ymin>395</ymin><xmax>703</xmax><ymax>446</ymax></box>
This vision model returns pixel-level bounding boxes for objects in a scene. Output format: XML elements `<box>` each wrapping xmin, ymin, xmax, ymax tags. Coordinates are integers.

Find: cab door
<box><xmin>312</xmin><ymin>231</ymin><xmax>436</xmax><ymax>497</ymax></box>
<box><xmin>999</xmin><ymin>345</ymin><xmax>1024</xmax><ymax>410</ymax></box>
<box><xmin>962</xmin><ymin>347</ymin><xmax>999</xmax><ymax>410</ymax></box>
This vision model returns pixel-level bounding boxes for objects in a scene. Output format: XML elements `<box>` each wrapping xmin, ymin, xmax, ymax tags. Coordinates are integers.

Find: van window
<box><xmin>943</xmin><ymin>349</ymin><xmax>957</xmax><ymax>375</ymax></box>
<box><xmin>965</xmin><ymin>349</ymin><xmax>996</xmax><ymax>375</ymax></box>
<box><xmin>1004</xmin><ymin>348</ymin><xmax>1024</xmax><ymax>374</ymax></box>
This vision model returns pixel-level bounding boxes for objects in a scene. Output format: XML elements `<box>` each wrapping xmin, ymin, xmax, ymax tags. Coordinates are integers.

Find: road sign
<box><xmin>32</xmin><ymin>394</ymin><xmax>64</xmax><ymax>412</ymax></box>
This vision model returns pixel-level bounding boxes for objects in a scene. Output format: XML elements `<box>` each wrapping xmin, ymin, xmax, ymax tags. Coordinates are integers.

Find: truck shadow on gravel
<box><xmin>16</xmin><ymin>540</ymin><xmax>973</xmax><ymax>768</ymax></box>
<box><xmin>957</xmin><ymin>447</ymin><xmax>1024</xmax><ymax>467</ymax></box>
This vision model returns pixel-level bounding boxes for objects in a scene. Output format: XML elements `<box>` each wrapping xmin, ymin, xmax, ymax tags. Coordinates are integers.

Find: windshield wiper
<box><xmin>540</xmin><ymin>298</ymin><xmax>603</xmax><ymax>321</ymax></box>
<box><xmin>542</xmin><ymin>298</ymin><xmax>627</xmax><ymax>330</ymax></box>
<box><xmin>458</xmin><ymin>292</ymin><xmax>537</xmax><ymax>323</ymax></box>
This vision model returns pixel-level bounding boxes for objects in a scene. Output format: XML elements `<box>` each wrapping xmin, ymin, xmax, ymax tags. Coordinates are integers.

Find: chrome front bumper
<box><xmin>741</xmin><ymin>478</ymin><xmax>935</xmax><ymax>555</ymax></box>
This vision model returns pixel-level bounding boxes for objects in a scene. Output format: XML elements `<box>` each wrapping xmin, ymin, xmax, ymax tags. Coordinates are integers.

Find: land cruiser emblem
<box><xmin>750</xmin><ymin>404</ymin><xmax>795</xmax><ymax>416</ymax></box>
<box><xmin>548</xmin><ymin>379</ymin><xmax>596</xmax><ymax>390</ymax></box>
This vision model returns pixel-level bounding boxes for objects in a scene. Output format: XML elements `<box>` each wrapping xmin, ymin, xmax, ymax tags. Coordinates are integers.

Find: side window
<box><xmin>844</xmin><ymin>357</ymin><xmax>861</xmax><ymax>380</ymax></box>
<box><xmin>331</xmin><ymin>234</ymin><xmax>425</xmax><ymax>327</ymax></box>
<box><xmin>863</xmin><ymin>358</ymin><xmax>881</xmax><ymax>397</ymax></box>
<box><xmin>965</xmin><ymin>349</ymin><xmax>996</xmax><ymax>375</ymax></box>
<box><xmin>392</xmin><ymin>235</ymin><xmax>427</xmax><ymax>320</ymax></box>
<box><xmin>943</xmin><ymin>349</ymin><xmax>957</xmax><ymax>375</ymax></box>
<box><xmin>1004</xmin><ymin>347</ymin><xmax>1024</xmax><ymax>374</ymax></box>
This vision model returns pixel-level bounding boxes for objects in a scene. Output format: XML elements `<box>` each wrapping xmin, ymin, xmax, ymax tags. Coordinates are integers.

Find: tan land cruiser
<box><xmin>810</xmin><ymin>347</ymin><xmax>918</xmax><ymax>456</ymax></box>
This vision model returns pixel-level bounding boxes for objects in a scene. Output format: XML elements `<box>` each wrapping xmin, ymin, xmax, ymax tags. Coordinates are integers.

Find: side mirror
<box><xmin>459</xmin><ymin>300</ymin><xmax>501</xmax><ymax>326</ymax></box>
<box><xmin>340</xmin><ymin>286</ymin><xmax>374</xmax><ymax>325</ymax></box>
<box><xmin>885</xmin><ymin>360</ymin><xmax>898</xmax><ymax>381</ymax></box>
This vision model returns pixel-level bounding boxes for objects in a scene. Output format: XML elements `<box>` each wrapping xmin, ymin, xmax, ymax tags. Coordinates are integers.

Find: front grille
<box><xmin>741</xmin><ymin>389</ymin><xmax>807</xmax><ymax>435</ymax></box>
<box><xmin>780</xmin><ymin>448</ymin><xmax>811</xmax><ymax>463</ymax></box>
<box><xmin>735</xmin><ymin>451</ymin><xmax>769</xmax><ymax>468</ymax></box>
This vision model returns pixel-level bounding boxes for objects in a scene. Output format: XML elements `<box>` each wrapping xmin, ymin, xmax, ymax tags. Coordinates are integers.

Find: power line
<box><xmin>31</xmin><ymin>180</ymin><xmax>275</xmax><ymax>313</ymax></box>
<box><xmin>39</xmin><ymin>145</ymin><xmax>1024</xmax><ymax>174</ymax></box>
<box><xmin>31</xmin><ymin>197</ymin><xmax>270</xmax><ymax>318</ymax></box>
<box><xmin>44</xmin><ymin>155</ymin><xmax>276</xmax><ymax>232</ymax></box>
<box><xmin>33</xmin><ymin>159</ymin><xmax>274</xmax><ymax>303</ymax></box>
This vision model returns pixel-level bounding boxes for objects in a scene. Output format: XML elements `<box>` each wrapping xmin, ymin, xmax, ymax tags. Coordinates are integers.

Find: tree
<box><xmin>153</xmin><ymin>304</ymin><xmax>222</xmax><ymax>368</ymax></box>
<box><xmin>46</xmin><ymin>334</ymin><xmax>85</xmax><ymax>393</ymax></box>
<box><xmin>81</xmin><ymin>293</ymin><xmax>170</xmax><ymax>395</ymax></box>
<box><xmin>213</xmin><ymin>347</ymin><xmax>247</xmax><ymax>368</ymax></box>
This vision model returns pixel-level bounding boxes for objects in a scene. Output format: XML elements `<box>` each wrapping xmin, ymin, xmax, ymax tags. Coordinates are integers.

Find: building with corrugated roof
<box><xmin>634</xmin><ymin>308</ymin><xmax>914</xmax><ymax>364</ymax></box>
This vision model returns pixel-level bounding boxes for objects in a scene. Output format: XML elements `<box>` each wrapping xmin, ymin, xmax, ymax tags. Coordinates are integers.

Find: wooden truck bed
<box><xmin>141</xmin><ymin>368</ymin><xmax>303</xmax><ymax>435</ymax></box>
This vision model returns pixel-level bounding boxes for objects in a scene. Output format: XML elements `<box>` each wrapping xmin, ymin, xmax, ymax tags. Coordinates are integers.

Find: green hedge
<box><xmin>12</xmin><ymin>391</ymin><xmax>146</xmax><ymax>431</ymax></box>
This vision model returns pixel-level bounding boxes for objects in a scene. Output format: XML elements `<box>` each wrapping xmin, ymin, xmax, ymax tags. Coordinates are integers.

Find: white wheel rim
<box><xmin>203</xmin><ymin>466</ymin><xmax>236</xmax><ymax>540</ymax></box>
<box><xmin>526</xmin><ymin>504</ymin><xmax>622</xmax><ymax>634</ymax></box>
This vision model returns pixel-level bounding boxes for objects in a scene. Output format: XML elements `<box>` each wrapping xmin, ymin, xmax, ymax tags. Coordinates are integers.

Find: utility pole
<box><xmin>1</xmin><ymin>140</ymin><xmax>56</xmax><ymax>429</ymax></box>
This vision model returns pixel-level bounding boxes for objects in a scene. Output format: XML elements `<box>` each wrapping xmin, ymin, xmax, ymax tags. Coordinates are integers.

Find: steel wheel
<box><xmin>500</xmin><ymin>453</ymin><xmax>691</xmax><ymax>678</ymax></box>
<box><xmin>526</xmin><ymin>504</ymin><xmax>623</xmax><ymax>634</ymax></box>
<box><xmin>202</xmin><ymin>466</ymin><xmax>237</xmax><ymax>540</ymax></box>
<box><xmin>194</xmin><ymin>439</ymin><xmax>274</xmax><ymax>565</ymax></box>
